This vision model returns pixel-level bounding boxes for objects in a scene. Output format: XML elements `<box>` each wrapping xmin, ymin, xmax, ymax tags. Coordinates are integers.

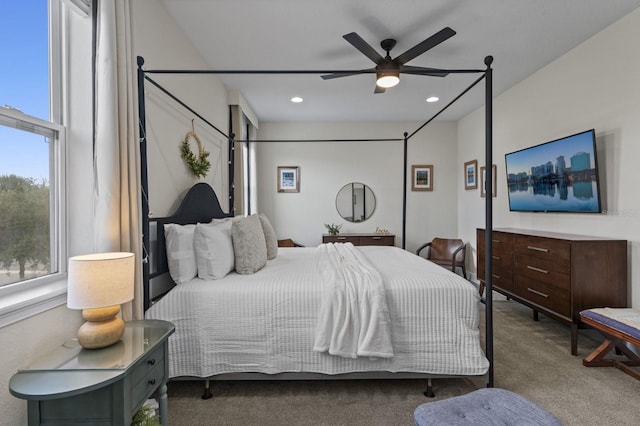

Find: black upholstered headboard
<box><xmin>146</xmin><ymin>183</ymin><xmax>231</xmax><ymax>309</ymax></box>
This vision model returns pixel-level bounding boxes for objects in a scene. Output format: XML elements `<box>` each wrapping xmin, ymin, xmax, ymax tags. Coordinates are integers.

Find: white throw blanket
<box><xmin>313</xmin><ymin>243</ymin><xmax>394</xmax><ymax>359</ymax></box>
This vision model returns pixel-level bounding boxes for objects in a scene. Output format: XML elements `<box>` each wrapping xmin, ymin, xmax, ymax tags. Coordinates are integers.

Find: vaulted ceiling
<box><xmin>161</xmin><ymin>0</ymin><xmax>640</xmax><ymax>122</ymax></box>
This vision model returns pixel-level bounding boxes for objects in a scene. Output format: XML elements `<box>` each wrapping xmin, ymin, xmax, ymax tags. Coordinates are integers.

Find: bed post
<box><xmin>402</xmin><ymin>132</ymin><xmax>408</xmax><ymax>249</ymax></box>
<box><xmin>228</xmin><ymin>106</ymin><xmax>234</xmax><ymax>214</ymax></box>
<box><xmin>137</xmin><ymin>55</ymin><xmax>151</xmax><ymax>311</ymax></box>
<box><xmin>228</xmin><ymin>131</ymin><xmax>236</xmax><ymax>215</ymax></box>
<box><xmin>484</xmin><ymin>55</ymin><xmax>494</xmax><ymax>388</ymax></box>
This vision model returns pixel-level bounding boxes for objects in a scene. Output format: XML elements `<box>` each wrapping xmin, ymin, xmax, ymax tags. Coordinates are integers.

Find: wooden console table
<box><xmin>10</xmin><ymin>320</ymin><xmax>175</xmax><ymax>425</ymax></box>
<box><xmin>323</xmin><ymin>233</ymin><xmax>395</xmax><ymax>246</ymax></box>
<box><xmin>477</xmin><ymin>228</ymin><xmax>627</xmax><ymax>355</ymax></box>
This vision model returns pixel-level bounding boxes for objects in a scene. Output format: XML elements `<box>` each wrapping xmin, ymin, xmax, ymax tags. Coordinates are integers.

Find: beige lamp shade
<box><xmin>67</xmin><ymin>252</ymin><xmax>135</xmax><ymax>309</ymax></box>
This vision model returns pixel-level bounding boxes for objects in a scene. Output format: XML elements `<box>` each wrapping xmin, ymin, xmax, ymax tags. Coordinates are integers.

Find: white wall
<box><xmin>132</xmin><ymin>0</ymin><xmax>230</xmax><ymax>216</ymax></box>
<box><xmin>458</xmin><ymin>8</ymin><xmax>640</xmax><ymax>307</ymax></box>
<box><xmin>256</xmin><ymin>121</ymin><xmax>458</xmax><ymax>252</ymax></box>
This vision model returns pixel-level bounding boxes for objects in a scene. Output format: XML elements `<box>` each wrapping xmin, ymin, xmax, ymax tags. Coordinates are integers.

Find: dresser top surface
<box><xmin>323</xmin><ymin>233</ymin><xmax>394</xmax><ymax>237</ymax></box>
<box><xmin>481</xmin><ymin>227</ymin><xmax>626</xmax><ymax>242</ymax></box>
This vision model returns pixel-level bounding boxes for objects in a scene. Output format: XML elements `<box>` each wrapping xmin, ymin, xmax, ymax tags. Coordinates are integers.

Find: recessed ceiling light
<box><xmin>426</xmin><ymin>96</ymin><xmax>439</xmax><ymax>103</ymax></box>
<box><xmin>291</xmin><ymin>96</ymin><xmax>303</xmax><ymax>103</ymax></box>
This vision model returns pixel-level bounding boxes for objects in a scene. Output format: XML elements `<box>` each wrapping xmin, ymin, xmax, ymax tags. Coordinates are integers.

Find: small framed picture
<box><xmin>464</xmin><ymin>160</ymin><xmax>478</xmax><ymax>190</ymax></box>
<box><xmin>480</xmin><ymin>165</ymin><xmax>497</xmax><ymax>197</ymax></box>
<box><xmin>411</xmin><ymin>165</ymin><xmax>433</xmax><ymax>191</ymax></box>
<box><xmin>277</xmin><ymin>166</ymin><xmax>299</xmax><ymax>193</ymax></box>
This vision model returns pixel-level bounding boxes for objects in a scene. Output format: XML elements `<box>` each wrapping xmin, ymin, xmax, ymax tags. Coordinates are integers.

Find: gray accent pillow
<box><xmin>232</xmin><ymin>215</ymin><xmax>267</xmax><ymax>274</ymax></box>
<box><xmin>259</xmin><ymin>214</ymin><xmax>278</xmax><ymax>260</ymax></box>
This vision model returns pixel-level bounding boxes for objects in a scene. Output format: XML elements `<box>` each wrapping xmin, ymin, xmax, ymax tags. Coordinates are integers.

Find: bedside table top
<box><xmin>9</xmin><ymin>319</ymin><xmax>174</xmax><ymax>399</ymax></box>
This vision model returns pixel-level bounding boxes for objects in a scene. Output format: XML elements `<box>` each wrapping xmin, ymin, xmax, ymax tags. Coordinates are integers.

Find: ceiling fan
<box><xmin>321</xmin><ymin>27</ymin><xmax>456</xmax><ymax>93</ymax></box>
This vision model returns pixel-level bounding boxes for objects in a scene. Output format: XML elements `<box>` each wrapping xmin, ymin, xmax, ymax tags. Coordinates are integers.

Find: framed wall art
<box><xmin>480</xmin><ymin>164</ymin><xmax>497</xmax><ymax>197</ymax></box>
<box><xmin>411</xmin><ymin>165</ymin><xmax>433</xmax><ymax>191</ymax></box>
<box><xmin>277</xmin><ymin>166</ymin><xmax>299</xmax><ymax>193</ymax></box>
<box><xmin>464</xmin><ymin>160</ymin><xmax>478</xmax><ymax>190</ymax></box>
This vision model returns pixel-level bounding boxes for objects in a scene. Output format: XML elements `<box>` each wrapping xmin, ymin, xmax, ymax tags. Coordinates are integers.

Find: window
<box><xmin>0</xmin><ymin>0</ymin><xmax>67</xmax><ymax>320</ymax></box>
<box><xmin>0</xmin><ymin>114</ymin><xmax>64</xmax><ymax>288</ymax></box>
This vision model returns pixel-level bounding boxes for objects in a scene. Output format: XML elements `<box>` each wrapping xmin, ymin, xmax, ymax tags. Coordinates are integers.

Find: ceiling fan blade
<box><xmin>321</xmin><ymin>68</ymin><xmax>375</xmax><ymax>80</ymax></box>
<box><xmin>343</xmin><ymin>32</ymin><xmax>386</xmax><ymax>65</ymax></box>
<box><xmin>394</xmin><ymin>27</ymin><xmax>456</xmax><ymax>65</ymax></box>
<box><xmin>400</xmin><ymin>65</ymin><xmax>449</xmax><ymax>77</ymax></box>
<box><xmin>374</xmin><ymin>85</ymin><xmax>386</xmax><ymax>94</ymax></box>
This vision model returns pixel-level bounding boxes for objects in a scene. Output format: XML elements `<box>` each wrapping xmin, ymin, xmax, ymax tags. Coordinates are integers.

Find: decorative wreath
<box><xmin>180</xmin><ymin>129</ymin><xmax>211</xmax><ymax>179</ymax></box>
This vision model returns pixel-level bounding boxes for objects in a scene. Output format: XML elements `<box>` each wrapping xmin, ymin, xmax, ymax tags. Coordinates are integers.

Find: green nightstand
<box><xmin>9</xmin><ymin>320</ymin><xmax>175</xmax><ymax>426</ymax></box>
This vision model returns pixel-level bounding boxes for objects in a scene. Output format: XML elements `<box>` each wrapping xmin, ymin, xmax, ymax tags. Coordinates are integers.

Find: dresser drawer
<box><xmin>514</xmin><ymin>275</ymin><xmax>571</xmax><ymax>318</ymax></box>
<box><xmin>489</xmin><ymin>269</ymin><xmax>514</xmax><ymax>293</ymax></box>
<box><xmin>477</xmin><ymin>230</ymin><xmax>513</xmax><ymax>255</ymax></box>
<box><xmin>489</xmin><ymin>231</ymin><xmax>514</xmax><ymax>255</ymax></box>
<box><xmin>358</xmin><ymin>235</ymin><xmax>394</xmax><ymax>246</ymax></box>
<box><xmin>130</xmin><ymin>344</ymin><xmax>164</xmax><ymax>387</ymax></box>
<box><xmin>514</xmin><ymin>255</ymin><xmax>570</xmax><ymax>290</ymax></box>
<box><xmin>131</xmin><ymin>357</ymin><xmax>165</xmax><ymax>406</ymax></box>
<box><xmin>514</xmin><ymin>235</ymin><xmax>570</xmax><ymax>263</ymax></box>
<box><xmin>477</xmin><ymin>229</ymin><xmax>514</xmax><ymax>291</ymax></box>
<box><xmin>323</xmin><ymin>235</ymin><xmax>358</xmax><ymax>244</ymax></box>
<box><xmin>490</xmin><ymin>251</ymin><xmax>514</xmax><ymax>272</ymax></box>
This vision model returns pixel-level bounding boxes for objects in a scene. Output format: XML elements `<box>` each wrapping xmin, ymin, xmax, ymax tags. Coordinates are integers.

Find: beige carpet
<box><xmin>166</xmin><ymin>299</ymin><xmax>640</xmax><ymax>425</ymax></box>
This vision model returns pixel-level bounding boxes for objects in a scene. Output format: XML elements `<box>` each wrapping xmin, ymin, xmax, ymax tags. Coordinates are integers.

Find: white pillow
<box><xmin>258</xmin><ymin>213</ymin><xmax>278</xmax><ymax>260</ymax></box>
<box><xmin>194</xmin><ymin>221</ymin><xmax>235</xmax><ymax>280</ymax></box>
<box><xmin>232</xmin><ymin>215</ymin><xmax>267</xmax><ymax>274</ymax></box>
<box><xmin>164</xmin><ymin>223</ymin><xmax>197</xmax><ymax>284</ymax></box>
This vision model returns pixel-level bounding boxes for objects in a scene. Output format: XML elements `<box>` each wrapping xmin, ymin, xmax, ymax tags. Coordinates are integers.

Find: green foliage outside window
<box><xmin>0</xmin><ymin>174</ymin><xmax>50</xmax><ymax>281</ymax></box>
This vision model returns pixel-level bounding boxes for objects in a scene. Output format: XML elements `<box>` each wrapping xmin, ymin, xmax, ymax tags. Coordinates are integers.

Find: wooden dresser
<box><xmin>323</xmin><ymin>233</ymin><xmax>395</xmax><ymax>246</ymax></box>
<box><xmin>477</xmin><ymin>228</ymin><xmax>627</xmax><ymax>355</ymax></box>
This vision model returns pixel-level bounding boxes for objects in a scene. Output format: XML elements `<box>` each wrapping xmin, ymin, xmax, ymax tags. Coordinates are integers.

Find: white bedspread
<box><xmin>313</xmin><ymin>243</ymin><xmax>393</xmax><ymax>359</ymax></box>
<box><xmin>145</xmin><ymin>245</ymin><xmax>489</xmax><ymax>379</ymax></box>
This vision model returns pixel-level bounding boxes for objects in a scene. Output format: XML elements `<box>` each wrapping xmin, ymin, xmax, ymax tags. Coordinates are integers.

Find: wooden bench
<box><xmin>580</xmin><ymin>308</ymin><xmax>640</xmax><ymax>380</ymax></box>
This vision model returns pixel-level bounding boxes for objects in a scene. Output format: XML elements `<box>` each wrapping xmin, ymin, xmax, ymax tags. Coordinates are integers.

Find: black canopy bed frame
<box><xmin>136</xmin><ymin>54</ymin><xmax>495</xmax><ymax>397</ymax></box>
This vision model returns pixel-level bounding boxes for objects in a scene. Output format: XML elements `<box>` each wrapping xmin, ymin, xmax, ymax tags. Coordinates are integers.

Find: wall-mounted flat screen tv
<box><xmin>505</xmin><ymin>129</ymin><xmax>601</xmax><ymax>213</ymax></box>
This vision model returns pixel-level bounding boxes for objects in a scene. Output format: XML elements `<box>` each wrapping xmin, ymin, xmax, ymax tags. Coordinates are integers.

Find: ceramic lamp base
<box><xmin>77</xmin><ymin>305</ymin><xmax>125</xmax><ymax>349</ymax></box>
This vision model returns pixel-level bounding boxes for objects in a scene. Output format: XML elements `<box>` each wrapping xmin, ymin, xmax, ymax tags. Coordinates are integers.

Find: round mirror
<box><xmin>336</xmin><ymin>182</ymin><xmax>376</xmax><ymax>223</ymax></box>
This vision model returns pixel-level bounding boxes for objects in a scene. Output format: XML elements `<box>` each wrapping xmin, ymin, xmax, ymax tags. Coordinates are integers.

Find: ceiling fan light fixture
<box><xmin>376</xmin><ymin>72</ymin><xmax>400</xmax><ymax>89</ymax></box>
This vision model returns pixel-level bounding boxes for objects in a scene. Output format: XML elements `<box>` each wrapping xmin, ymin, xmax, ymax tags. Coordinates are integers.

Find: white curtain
<box><xmin>93</xmin><ymin>0</ymin><xmax>143</xmax><ymax>320</ymax></box>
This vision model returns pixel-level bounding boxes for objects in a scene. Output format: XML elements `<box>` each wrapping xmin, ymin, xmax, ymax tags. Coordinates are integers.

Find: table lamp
<box><xmin>67</xmin><ymin>252</ymin><xmax>134</xmax><ymax>349</ymax></box>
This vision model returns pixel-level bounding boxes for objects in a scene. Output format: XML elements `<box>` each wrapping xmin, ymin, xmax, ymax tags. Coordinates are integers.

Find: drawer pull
<box><xmin>148</xmin><ymin>359</ymin><xmax>156</xmax><ymax>366</ymax></box>
<box><xmin>492</xmin><ymin>274</ymin><xmax>501</xmax><ymax>279</ymax></box>
<box><xmin>336</xmin><ymin>236</ymin><xmax>346</xmax><ymax>240</ymax></box>
<box><xmin>372</xmin><ymin>236</ymin><xmax>381</xmax><ymax>240</ymax></box>
<box><xmin>491</xmin><ymin>239</ymin><xmax>501</xmax><ymax>244</ymax></box>
<box><xmin>527</xmin><ymin>288</ymin><xmax>549</xmax><ymax>298</ymax></box>
<box><xmin>527</xmin><ymin>265</ymin><xmax>549</xmax><ymax>274</ymax></box>
<box><xmin>492</xmin><ymin>255</ymin><xmax>500</xmax><ymax>260</ymax></box>
<box><xmin>527</xmin><ymin>245</ymin><xmax>549</xmax><ymax>252</ymax></box>
<box><xmin>148</xmin><ymin>378</ymin><xmax>156</xmax><ymax>386</ymax></box>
